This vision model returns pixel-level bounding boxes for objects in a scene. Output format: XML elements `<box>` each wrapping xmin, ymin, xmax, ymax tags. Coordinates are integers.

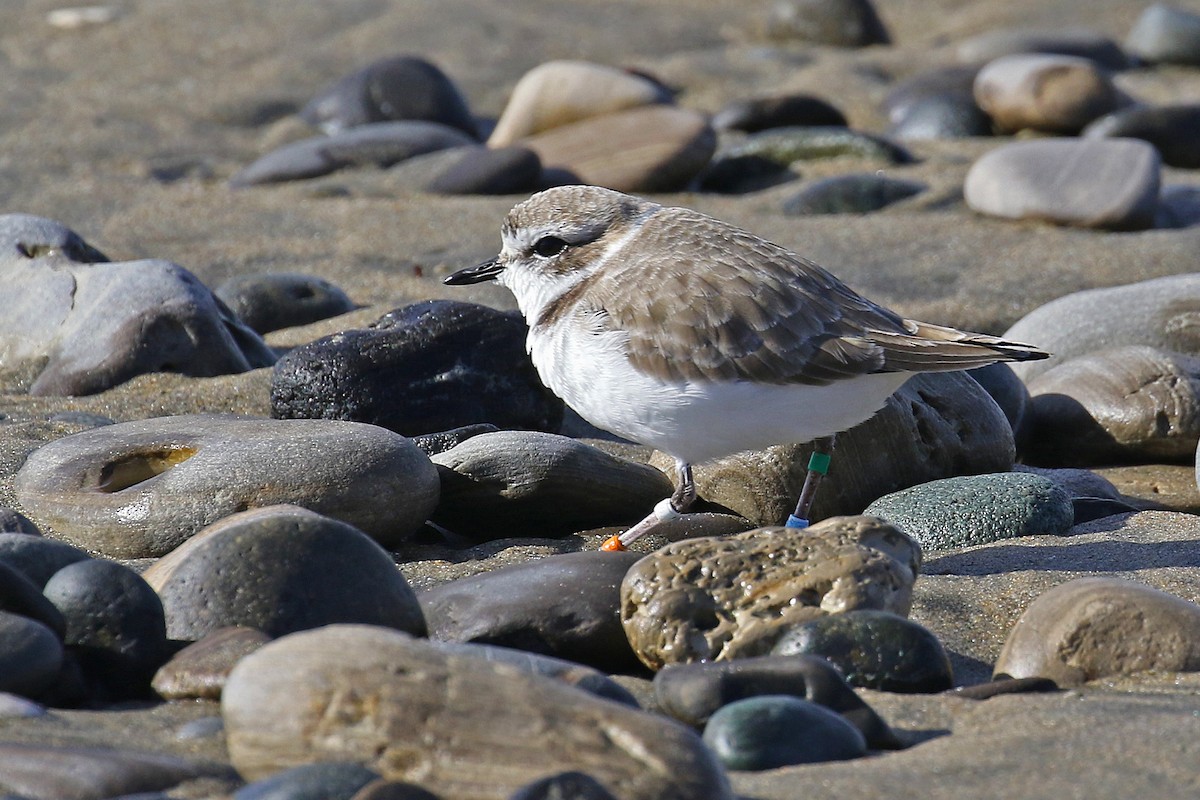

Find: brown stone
<box><xmin>973</xmin><ymin>54</ymin><xmax>1119</xmax><ymax>134</ymax></box>
<box><xmin>152</xmin><ymin>627</ymin><xmax>271</xmax><ymax>700</ymax></box>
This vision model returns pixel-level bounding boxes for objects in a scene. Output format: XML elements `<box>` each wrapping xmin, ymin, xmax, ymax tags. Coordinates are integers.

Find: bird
<box><xmin>444</xmin><ymin>185</ymin><xmax>1048</xmax><ymax>550</ymax></box>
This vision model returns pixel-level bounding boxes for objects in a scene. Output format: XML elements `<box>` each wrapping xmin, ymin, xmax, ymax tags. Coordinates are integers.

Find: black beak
<box><xmin>444</xmin><ymin>257</ymin><xmax>503</xmax><ymax>285</ymax></box>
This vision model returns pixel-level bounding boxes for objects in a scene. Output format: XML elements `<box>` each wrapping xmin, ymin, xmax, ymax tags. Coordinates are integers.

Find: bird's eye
<box><xmin>532</xmin><ymin>236</ymin><xmax>569</xmax><ymax>258</ymax></box>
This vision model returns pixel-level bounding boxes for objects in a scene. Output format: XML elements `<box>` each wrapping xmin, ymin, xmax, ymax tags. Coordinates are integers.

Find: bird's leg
<box><xmin>786</xmin><ymin>435</ymin><xmax>837</xmax><ymax>529</ymax></box>
<box><xmin>602</xmin><ymin>458</ymin><xmax>694</xmax><ymax>551</ymax></box>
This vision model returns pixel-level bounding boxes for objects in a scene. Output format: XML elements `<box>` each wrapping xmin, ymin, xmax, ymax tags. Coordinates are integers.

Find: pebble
<box><xmin>661</xmin><ymin>371</ymin><xmax>1015</xmax><ymax>527</ymax></box>
<box><xmin>1083</xmin><ymin>103</ymin><xmax>1200</xmax><ymax>169</ymax></box>
<box><xmin>509</xmin><ymin>771</ymin><xmax>618</xmax><ymax>800</ymax></box>
<box><xmin>711</xmin><ymin>94</ymin><xmax>846</xmax><ymax>132</ymax></box>
<box><xmin>956</xmin><ymin>27</ymin><xmax>1130</xmax><ymax>69</ymax></box>
<box><xmin>0</xmin><ymin>214</ymin><xmax>275</xmax><ymax>396</ymax></box>
<box><xmin>620</xmin><ymin>517</ymin><xmax>919</xmax><ymax>669</ymax></box>
<box><xmin>144</xmin><ymin>505</ymin><xmax>425</xmax><ymax>640</ymax></box>
<box><xmin>14</xmin><ymin>414</ymin><xmax>439</xmax><ymax>557</ymax></box>
<box><xmin>271</xmin><ymin>300</ymin><xmax>563</xmax><ymax>437</ymax></box>
<box><xmin>430</xmin><ymin>431</ymin><xmax>673</xmax><ymax>539</ymax></box>
<box><xmin>418</xmin><ymin>550</ymin><xmax>643</xmax><ymax>673</ymax></box>
<box><xmin>221</xmin><ymin>625</ymin><xmax>732</xmax><ymax>799</ymax></box>
<box><xmin>1025</xmin><ymin>346</ymin><xmax>1200</xmax><ymax>466</ymax></box>
<box><xmin>771</xmin><ymin>609</ymin><xmax>954</xmax><ymax>692</ymax></box>
<box><xmin>426</xmin><ymin>145</ymin><xmax>542</xmax><ymax>195</ymax></box>
<box><xmin>300</xmin><ymin>55</ymin><xmax>478</xmax><ymax>138</ymax></box>
<box><xmin>352</xmin><ymin>780</ymin><xmax>443</xmax><ymax>800</ymax></box>
<box><xmin>0</xmin><ymin>743</ymin><xmax>213</xmax><ymax>798</ymax></box>
<box><xmin>43</xmin><ymin>559</ymin><xmax>170</xmax><ymax>697</ymax></box>
<box><xmin>652</xmin><ymin>654</ymin><xmax>899</xmax><ymax>748</ymax></box>
<box><xmin>973</xmin><ymin>54</ymin><xmax>1121</xmax><ymax>134</ymax></box>
<box><xmin>1002</xmin><ymin>274</ymin><xmax>1200</xmax><ymax>383</ymax></box>
<box><xmin>1159</xmin><ymin>185</ymin><xmax>1200</xmax><ymax>229</ymax></box>
<box><xmin>781</xmin><ymin>173</ymin><xmax>925</xmax><ymax>215</ymax></box>
<box><xmin>0</xmin><ymin>509</ymin><xmax>40</xmax><ymax>536</ymax></box>
<box><xmin>229</xmin><ymin>121</ymin><xmax>478</xmax><ymax>187</ymax></box>
<box><xmin>0</xmin><ymin>611</ymin><xmax>63</xmax><ymax>699</ymax></box>
<box><xmin>864</xmin><ymin>472</ymin><xmax>1074</xmax><ymax>551</ymax></box>
<box><xmin>702</xmin><ymin>696</ymin><xmax>867</xmax><ymax>770</ymax></box>
<box><xmin>762</xmin><ymin>0</ymin><xmax>890</xmax><ymax>46</ymax></box>
<box><xmin>696</xmin><ymin>154</ymin><xmax>800</xmax><ymax>194</ymax></box>
<box><xmin>720</xmin><ymin>126</ymin><xmax>914</xmax><ymax>166</ymax></box>
<box><xmin>46</xmin><ymin>5</ymin><xmax>119</xmax><ymax>29</ymax></box>
<box><xmin>994</xmin><ymin>577</ymin><xmax>1200</xmax><ymax>685</ymax></box>
<box><xmin>949</xmin><ymin>676</ymin><xmax>1059</xmax><ymax>700</ymax></box>
<box><xmin>887</xmin><ymin>94</ymin><xmax>994</xmax><ymax>140</ymax></box>
<box><xmin>0</xmin><ymin>532</ymin><xmax>90</xmax><ymax>588</ymax></box>
<box><xmin>411</xmin><ymin>423</ymin><xmax>499</xmax><ymax>457</ymax></box>
<box><xmin>487</xmin><ymin>60</ymin><xmax>673</xmax><ymax>147</ymax></box>
<box><xmin>215</xmin><ymin>272</ymin><xmax>357</xmax><ymax>334</ymax></box>
<box><xmin>882</xmin><ymin>65</ymin><xmax>979</xmax><ymax>123</ymax></box>
<box><xmin>153</xmin><ymin>627</ymin><xmax>272</xmax><ymax>700</ymax></box>
<box><xmin>964</xmin><ymin>138</ymin><xmax>1161</xmax><ymax>230</ymax></box>
<box><xmin>968</xmin><ymin>362</ymin><xmax>1033</xmax><ymax>443</ymax></box>
<box><xmin>234</xmin><ymin>762</ymin><xmax>381</xmax><ymax>800</ymax></box>
<box><xmin>519</xmin><ymin>106</ymin><xmax>716</xmax><ymax>192</ymax></box>
<box><xmin>0</xmin><ymin>560</ymin><xmax>66</xmax><ymax>636</ymax></box>
<box><xmin>1124</xmin><ymin>3</ymin><xmax>1200</xmax><ymax>66</ymax></box>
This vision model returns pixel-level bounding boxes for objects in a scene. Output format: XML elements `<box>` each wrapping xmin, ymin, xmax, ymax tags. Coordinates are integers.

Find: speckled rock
<box><xmin>0</xmin><ymin>214</ymin><xmax>274</xmax><ymax>396</ymax></box>
<box><xmin>0</xmin><ymin>612</ymin><xmax>63</xmax><ymax>699</ymax></box>
<box><xmin>864</xmin><ymin>472</ymin><xmax>1073</xmax><ymax>551</ymax></box>
<box><xmin>964</xmin><ymin>138</ymin><xmax>1160</xmax><ymax>230</ymax></box>
<box><xmin>519</xmin><ymin>106</ymin><xmax>716</xmax><ymax>193</ymax></box>
<box><xmin>712</xmin><ymin>95</ymin><xmax>846</xmax><ymax>132</ymax></box>
<box><xmin>1025</xmin><ymin>346</ymin><xmax>1200</xmax><ymax>466</ymax></box>
<box><xmin>419</xmin><ymin>550</ymin><xmax>642</xmax><ymax>673</ymax></box>
<box><xmin>702</xmin><ymin>696</ymin><xmax>867</xmax><ymax>769</ymax></box>
<box><xmin>762</xmin><ymin>0</ymin><xmax>890</xmax><ymax>46</ymax></box>
<box><xmin>620</xmin><ymin>517</ymin><xmax>919</xmax><ymax>669</ymax></box>
<box><xmin>994</xmin><ymin>577</ymin><xmax>1200</xmax><ymax>685</ymax></box>
<box><xmin>1125</xmin><ymin>3</ymin><xmax>1200</xmax><ymax>66</ymax></box>
<box><xmin>781</xmin><ymin>174</ymin><xmax>925</xmax><ymax>215</ymax></box>
<box><xmin>652</xmin><ymin>654</ymin><xmax>899</xmax><ymax>748</ymax></box>
<box><xmin>300</xmin><ymin>55</ymin><xmax>478</xmax><ymax>138</ymax></box>
<box><xmin>271</xmin><ymin>300</ymin><xmax>563</xmax><ymax>437</ymax></box>
<box><xmin>1003</xmin><ymin>274</ymin><xmax>1200</xmax><ymax>383</ymax></box>
<box><xmin>956</xmin><ymin>27</ymin><xmax>1129</xmax><ymax>69</ymax></box>
<box><xmin>14</xmin><ymin>414</ymin><xmax>439</xmax><ymax>557</ymax></box>
<box><xmin>152</xmin><ymin>627</ymin><xmax>272</xmax><ymax>700</ymax></box>
<box><xmin>973</xmin><ymin>54</ymin><xmax>1120</xmax><ymax>134</ymax></box>
<box><xmin>659</xmin><ymin>371</ymin><xmax>1015</xmax><ymax>528</ymax></box>
<box><xmin>411</xmin><ymin>423</ymin><xmax>499</xmax><ymax>457</ymax></box>
<box><xmin>143</xmin><ymin>505</ymin><xmax>425</xmax><ymax>640</ymax></box>
<box><xmin>222</xmin><ymin>625</ymin><xmax>732</xmax><ymax>799</ymax></box>
<box><xmin>426</xmin><ymin>145</ymin><xmax>542</xmax><ymax>195</ymax></box>
<box><xmin>430</xmin><ymin>431</ymin><xmax>673</xmax><ymax>539</ymax></box>
<box><xmin>1083</xmin><ymin>104</ymin><xmax>1200</xmax><ymax>169</ymax></box>
<box><xmin>215</xmin><ymin>272</ymin><xmax>357</xmax><ymax>334</ymax></box>
<box><xmin>719</xmin><ymin>126</ymin><xmax>913</xmax><ymax>166</ymax></box>
<box><xmin>488</xmin><ymin>60</ymin><xmax>673</xmax><ymax>147</ymax></box>
<box><xmin>772</xmin><ymin>609</ymin><xmax>953</xmax><ymax>692</ymax></box>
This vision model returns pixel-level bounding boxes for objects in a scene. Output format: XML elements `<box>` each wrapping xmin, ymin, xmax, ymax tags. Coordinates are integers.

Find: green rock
<box><xmin>702</xmin><ymin>695</ymin><xmax>867</xmax><ymax>770</ymax></box>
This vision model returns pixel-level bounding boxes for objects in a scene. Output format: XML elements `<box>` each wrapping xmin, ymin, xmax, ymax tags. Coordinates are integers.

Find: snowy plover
<box><xmin>445</xmin><ymin>185</ymin><xmax>1047</xmax><ymax>549</ymax></box>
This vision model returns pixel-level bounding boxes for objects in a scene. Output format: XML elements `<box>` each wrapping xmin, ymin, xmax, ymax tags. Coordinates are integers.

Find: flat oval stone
<box><xmin>0</xmin><ymin>743</ymin><xmax>215</xmax><ymax>797</ymax></box>
<box><xmin>702</xmin><ymin>695</ymin><xmax>867</xmax><ymax>769</ymax></box>
<box><xmin>762</xmin><ymin>0</ymin><xmax>890</xmax><ymax>46</ymax></box>
<box><xmin>152</xmin><ymin>627</ymin><xmax>272</xmax><ymax>700</ymax></box>
<box><xmin>1125</xmin><ymin>3</ymin><xmax>1200</xmax><ymax>66</ymax></box>
<box><xmin>0</xmin><ymin>533</ymin><xmax>90</xmax><ymax>589</ymax></box>
<box><xmin>1083</xmin><ymin>104</ymin><xmax>1200</xmax><ymax>169</ymax></box>
<box><xmin>721</xmin><ymin>126</ymin><xmax>913</xmax><ymax>165</ymax></box>
<box><xmin>520</xmin><ymin>105</ymin><xmax>716</xmax><ymax>193</ymax></box>
<box><xmin>418</xmin><ymin>550</ymin><xmax>642</xmax><ymax>673</ymax></box>
<box><xmin>864</xmin><ymin>472</ymin><xmax>1073</xmax><ymax>551</ymax></box>
<box><xmin>781</xmin><ymin>173</ymin><xmax>925</xmax><ymax>215</ymax></box>
<box><xmin>14</xmin><ymin>414</ymin><xmax>439</xmax><ymax>557</ymax></box>
<box><xmin>430</xmin><ymin>431</ymin><xmax>673</xmax><ymax>539</ymax></box>
<box><xmin>0</xmin><ymin>612</ymin><xmax>63</xmax><ymax>699</ymax></box>
<box><xmin>653</xmin><ymin>653</ymin><xmax>899</xmax><ymax>748</ymax></box>
<box><xmin>234</xmin><ymin>762</ymin><xmax>381</xmax><ymax>800</ymax></box>
<box><xmin>301</xmin><ymin>55</ymin><xmax>478</xmax><ymax>138</ymax></box>
<box><xmin>143</xmin><ymin>505</ymin><xmax>425</xmax><ymax>640</ymax></box>
<box><xmin>772</xmin><ymin>609</ymin><xmax>953</xmax><ymax>692</ymax></box>
<box><xmin>1003</xmin><ymin>274</ymin><xmax>1200</xmax><ymax>384</ymax></box>
<box><xmin>1026</xmin><ymin>346</ymin><xmax>1200</xmax><ymax>466</ymax></box>
<box><xmin>620</xmin><ymin>518</ymin><xmax>918</xmax><ymax>669</ymax></box>
<box><xmin>956</xmin><ymin>27</ymin><xmax>1129</xmax><ymax>69</ymax></box>
<box><xmin>964</xmin><ymin>138</ymin><xmax>1161</xmax><ymax>230</ymax></box>
<box><xmin>215</xmin><ymin>272</ymin><xmax>357</xmax><ymax>334</ymax></box>
<box><xmin>488</xmin><ymin>60</ymin><xmax>673</xmax><ymax>147</ymax></box>
<box><xmin>271</xmin><ymin>300</ymin><xmax>563</xmax><ymax>437</ymax></box>
<box><xmin>426</xmin><ymin>145</ymin><xmax>542</xmax><ymax>195</ymax></box>
<box><xmin>994</xmin><ymin>577</ymin><xmax>1200</xmax><ymax>685</ymax></box>
<box><xmin>712</xmin><ymin>95</ymin><xmax>846</xmax><ymax>132</ymax></box>
<box><xmin>221</xmin><ymin>625</ymin><xmax>732</xmax><ymax>799</ymax></box>
<box><xmin>973</xmin><ymin>54</ymin><xmax>1120</xmax><ymax>134</ymax></box>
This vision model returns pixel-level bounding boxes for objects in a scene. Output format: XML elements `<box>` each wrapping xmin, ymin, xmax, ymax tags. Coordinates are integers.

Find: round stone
<box><xmin>864</xmin><ymin>472</ymin><xmax>1074</xmax><ymax>551</ymax></box>
<box><xmin>964</xmin><ymin>138</ymin><xmax>1161</xmax><ymax>230</ymax></box>
<box><xmin>0</xmin><ymin>508</ymin><xmax>39</xmax><ymax>536</ymax></box>
<box><xmin>143</xmin><ymin>505</ymin><xmax>425</xmax><ymax>640</ymax></box>
<box><xmin>14</xmin><ymin>414</ymin><xmax>439</xmax><ymax>557</ymax></box>
<box><xmin>762</xmin><ymin>0</ymin><xmax>890</xmax><ymax>46</ymax></box>
<box><xmin>968</xmin><ymin>363</ymin><xmax>1032</xmax><ymax>442</ymax></box>
<box><xmin>781</xmin><ymin>173</ymin><xmax>925</xmax><ymax>215</ymax></box>
<box><xmin>702</xmin><ymin>695</ymin><xmax>867</xmax><ymax>770</ymax></box>
<box><xmin>994</xmin><ymin>577</ymin><xmax>1200</xmax><ymax>685</ymax></box>
<box><xmin>0</xmin><ymin>612</ymin><xmax>62</xmax><ymax>699</ymax></box>
<box><xmin>426</xmin><ymin>145</ymin><xmax>542</xmax><ymax>195</ymax></box>
<box><xmin>271</xmin><ymin>300</ymin><xmax>563</xmax><ymax>437</ymax></box>
<box><xmin>887</xmin><ymin>95</ymin><xmax>994</xmax><ymax>140</ymax></box>
<box><xmin>1083</xmin><ymin>104</ymin><xmax>1200</xmax><ymax>169</ymax></box>
<box><xmin>215</xmin><ymin>272</ymin><xmax>356</xmax><ymax>334</ymax></box>
<box><xmin>973</xmin><ymin>54</ymin><xmax>1120</xmax><ymax>134</ymax></box>
<box><xmin>771</xmin><ymin>609</ymin><xmax>954</xmax><ymax>692</ymax></box>
<box><xmin>883</xmin><ymin>65</ymin><xmax>979</xmax><ymax>123</ymax></box>
<box><xmin>711</xmin><ymin>95</ymin><xmax>847</xmax><ymax>132</ymax></box>
<box><xmin>1125</xmin><ymin>3</ymin><xmax>1200</xmax><ymax>66</ymax></box>
<box><xmin>0</xmin><ymin>533</ymin><xmax>91</xmax><ymax>589</ymax></box>
<box><xmin>233</xmin><ymin>762</ymin><xmax>380</xmax><ymax>800</ymax></box>
<box><xmin>0</xmin><ymin>560</ymin><xmax>66</xmax><ymax>637</ymax></box>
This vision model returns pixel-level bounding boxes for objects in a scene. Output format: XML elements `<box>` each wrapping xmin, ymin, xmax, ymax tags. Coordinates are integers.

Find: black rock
<box><xmin>968</xmin><ymin>362</ymin><xmax>1032</xmax><ymax>443</ymax></box>
<box><xmin>772</xmin><ymin>609</ymin><xmax>954</xmax><ymax>693</ymax></box>
<box><xmin>696</xmin><ymin>155</ymin><xmax>798</xmax><ymax>194</ymax></box>
<box><xmin>271</xmin><ymin>300</ymin><xmax>563</xmax><ymax>436</ymax></box>
<box><xmin>712</xmin><ymin>95</ymin><xmax>847</xmax><ymax>133</ymax></box>
<box><xmin>0</xmin><ymin>508</ymin><xmax>40</xmax><ymax>536</ymax></box>
<box><xmin>0</xmin><ymin>611</ymin><xmax>63</xmax><ymax>699</ymax></box>
<box><xmin>888</xmin><ymin>94</ymin><xmax>994</xmax><ymax>140</ymax></box>
<box><xmin>427</xmin><ymin>146</ymin><xmax>542</xmax><ymax>195</ymax></box>
<box><xmin>412</xmin><ymin>423</ymin><xmax>501</xmax><ymax>456</ymax></box>
<box><xmin>764</xmin><ymin>0</ymin><xmax>890</xmax><ymax>47</ymax></box>
<box><xmin>233</xmin><ymin>761</ymin><xmax>380</xmax><ymax>800</ymax></box>
<box><xmin>702</xmin><ymin>695</ymin><xmax>868</xmax><ymax>769</ymax></box>
<box><xmin>782</xmin><ymin>173</ymin><xmax>925</xmax><ymax>215</ymax></box>
<box><xmin>508</xmin><ymin>771</ymin><xmax>618</xmax><ymax>800</ymax></box>
<box><xmin>883</xmin><ymin>66</ymin><xmax>980</xmax><ymax>123</ymax></box>
<box><xmin>1084</xmin><ymin>104</ymin><xmax>1200</xmax><ymax>169</ymax></box>
<box><xmin>0</xmin><ymin>560</ymin><xmax>66</xmax><ymax>637</ymax></box>
<box><xmin>301</xmin><ymin>55</ymin><xmax>478</xmax><ymax>139</ymax></box>
<box><xmin>1072</xmin><ymin>496</ymin><xmax>1140</xmax><ymax>524</ymax></box>
<box><xmin>215</xmin><ymin>273</ymin><xmax>357</xmax><ymax>334</ymax></box>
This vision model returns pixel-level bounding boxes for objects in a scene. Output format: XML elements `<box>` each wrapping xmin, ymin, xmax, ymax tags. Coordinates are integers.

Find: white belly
<box><xmin>529</xmin><ymin>323</ymin><xmax>911</xmax><ymax>465</ymax></box>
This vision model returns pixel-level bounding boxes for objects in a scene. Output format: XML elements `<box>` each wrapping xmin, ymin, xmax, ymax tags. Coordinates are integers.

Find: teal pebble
<box><xmin>863</xmin><ymin>472</ymin><xmax>1073</xmax><ymax>551</ymax></box>
<box><xmin>702</xmin><ymin>695</ymin><xmax>867</xmax><ymax>770</ymax></box>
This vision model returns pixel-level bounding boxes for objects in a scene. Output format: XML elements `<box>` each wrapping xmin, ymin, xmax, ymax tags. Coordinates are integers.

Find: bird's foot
<box><xmin>600</xmin><ymin>498</ymin><xmax>683</xmax><ymax>552</ymax></box>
